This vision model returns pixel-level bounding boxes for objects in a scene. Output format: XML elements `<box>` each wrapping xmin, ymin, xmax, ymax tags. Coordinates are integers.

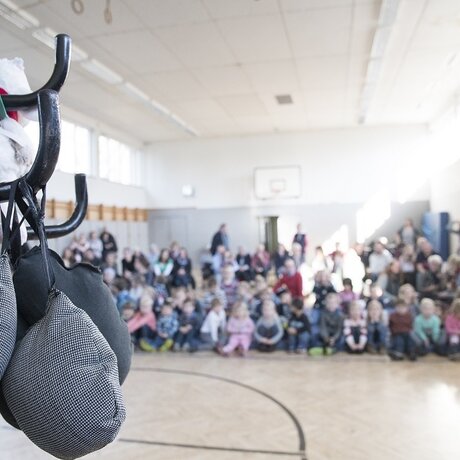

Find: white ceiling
<box><xmin>1</xmin><ymin>0</ymin><xmax>460</xmax><ymax>143</ymax></box>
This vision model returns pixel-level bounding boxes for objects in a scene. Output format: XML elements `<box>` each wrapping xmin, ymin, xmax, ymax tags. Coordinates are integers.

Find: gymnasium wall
<box><xmin>144</xmin><ymin>124</ymin><xmax>431</xmax><ymax>209</ymax></box>
<box><xmin>148</xmin><ymin>200</ymin><xmax>430</xmax><ymax>265</ymax></box>
<box><xmin>46</xmin><ymin>170</ymin><xmax>149</xmax><ymax>209</ymax></box>
<box><xmin>145</xmin><ymin>124</ymin><xmax>432</xmax><ymax>262</ymax></box>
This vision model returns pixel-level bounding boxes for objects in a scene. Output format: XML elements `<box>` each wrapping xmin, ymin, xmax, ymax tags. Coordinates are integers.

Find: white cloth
<box><xmin>200</xmin><ymin>310</ymin><xmax>226</xmax><ymax>342</ymax></box>
<box><xmin>368</xmin><ymin>250</ymin><xmax>393</xmax><ymax>275</ymax></box>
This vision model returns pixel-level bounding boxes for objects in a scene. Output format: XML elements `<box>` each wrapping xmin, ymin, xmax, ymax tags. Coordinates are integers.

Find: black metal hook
<box><xmin>27</xmin><ymin>173</ymin><xmax>88</xmax><ymax>240</ymax></box>
<box><xmin>2</xmin><ymin>34</ymin><xmax>71</xmax><ymax>110</ymax></box>
<box><xmin>0</xmin><ymin>89</ymin><xmax>60</xmax><ymax>201</ymax></box>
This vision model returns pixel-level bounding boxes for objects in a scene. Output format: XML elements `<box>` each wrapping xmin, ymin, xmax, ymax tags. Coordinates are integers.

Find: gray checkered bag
<box><xmin>0</xmin><ymin>253</ymin><xmax>16</xmax><ymax>379</ymax></box>
<box><xmin>1</xmin><ymin>180</ymin><xmax>126</xmax><ymax>459</ymax></box>
<box><xmin>0</xmin><ymin>180</ymin><xmax>19</xmax><ymax>381</ymax></box>
<box><xmin>2</xmin><ymin>289</ymin><xmax>126</xmax><ymax>459</ymax></box>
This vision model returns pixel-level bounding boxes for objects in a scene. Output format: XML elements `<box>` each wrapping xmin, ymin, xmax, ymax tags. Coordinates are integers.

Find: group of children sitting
<box><xmin>118</xmin><ymin>266</ymin><xmax>460</xmax><ymax>361</ymax></box>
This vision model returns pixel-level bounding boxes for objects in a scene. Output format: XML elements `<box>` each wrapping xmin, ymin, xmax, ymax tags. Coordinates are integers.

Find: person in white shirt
<box><xmin>200</xmin><ymin>298</ymin><xmax>226</xmax><ymax>350</ymax></box>
<box><xmin>368</xmin><ymin>242</ymin><xmax>393</xmax><ymax>281</ymax></box>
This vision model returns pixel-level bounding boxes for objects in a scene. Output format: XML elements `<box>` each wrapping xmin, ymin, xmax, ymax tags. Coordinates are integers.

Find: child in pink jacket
<box><xmin>445</xmin><ymin>298</ymin><xmax>460</xmax><ymax>360</ymax></box>
<box><xmin>127</xmin><ymin>295</ymin><xmax>157</xmax><ymax>350</ymax></box>
<box><xmin>221</xmin><ymin>302</ymin><xmax>254</xmax><ymax>357</ymax></box>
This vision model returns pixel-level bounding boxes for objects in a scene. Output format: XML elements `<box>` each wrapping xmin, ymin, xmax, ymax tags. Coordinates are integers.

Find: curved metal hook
<box><xmin>27</xmin><ymin>174</ymin><xmax>88</xmax><ymax>240</ymax></box>
<box><xmin>2</xmin><ymin>34</ymin><xmax>71</xmax><ymax>110</ymax></box>
<box><xmin>0</xmin><ymin>89</ymin><xmax>61</xmax><ymax>201</ymax></box>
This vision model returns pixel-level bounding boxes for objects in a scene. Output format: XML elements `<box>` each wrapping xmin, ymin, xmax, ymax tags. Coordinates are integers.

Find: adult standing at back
<box><xmin>399</xmin><ymin>218</ymin><xmax>420</xmax><ymax>246</ymax></box>
<box><xmin>293</xmin><ymin>223</ymin><xmax>308</xmax><ymax>257</ymax></box>
<box><xmin>211</xmin><ymin>224</ymin><xmax>229</xmax><ymax>255</ymax></box>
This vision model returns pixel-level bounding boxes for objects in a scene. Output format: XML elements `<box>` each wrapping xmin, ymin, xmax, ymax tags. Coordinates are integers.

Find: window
<box><xmin>98</xmin><ymin>135</ymin><xmax>141</xmax><ymax>186</ymax></box>
<box><xmin>26</xmin><ymin>119</ymin><xmax>144</xmax><ymax>186</ymax></box>
<box><xmin>58</xmin><ymin>121</ymin><xmax>91</xmax><ymax>175</ymax></box>
<box><xmin>24</xmin><ymin>119</ymin><xmax>91</xmax><ymax>175</ymax></box>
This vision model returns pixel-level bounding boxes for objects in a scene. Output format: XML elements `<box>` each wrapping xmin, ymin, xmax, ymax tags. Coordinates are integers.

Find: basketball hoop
<box><xmin>269</xmin><ymin>179</ymin><xmax>286</xmax><ymax>196</ymax></box>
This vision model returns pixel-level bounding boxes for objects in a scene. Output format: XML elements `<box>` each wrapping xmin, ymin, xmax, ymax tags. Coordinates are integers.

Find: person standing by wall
<box><xmin>211</xmin><ymin>223</ymin><xmax>229</xmax><ymax>255</ymax></box>
<box><xmin>293</xmin><ymin>223</ymin><xmax>308</xmax><ymax>259</ymax></box>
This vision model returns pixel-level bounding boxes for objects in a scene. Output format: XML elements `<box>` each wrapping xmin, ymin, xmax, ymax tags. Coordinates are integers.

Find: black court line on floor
<box><xmin>123</xmin><ymin>367</ymin><xmax>307</xmax><ymax>460</ymax></box>
<box><xmin>119</xmin><ymin>438</ymin><xmax>301</xmax><ymax>457</ymax></box>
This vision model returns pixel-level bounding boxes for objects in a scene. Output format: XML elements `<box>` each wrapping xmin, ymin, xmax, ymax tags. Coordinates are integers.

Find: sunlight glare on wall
<box><xmin>356</xmin><ymin>189</ymin><xmax>391</xmax><ymax>243</ymax></box>
<box><xmin>322</xmin><ymin>224</ymin><xmax>349</xmax><ymax>255</ymax></box>
<box><xmin>397</xmin><ymin>112</ymin><xmax>460</xmax><ymax>203</ymax></box>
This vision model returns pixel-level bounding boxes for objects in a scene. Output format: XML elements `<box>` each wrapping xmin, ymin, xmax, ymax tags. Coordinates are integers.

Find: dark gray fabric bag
<box><xmin>13</xmin><ymin>245</ymin><xmax>132</xmax><ymax>384</ymax></box>
<box><xmin>1</xmin><ymin>181</ymin><xmax>127</xmax><ymax>458</ymax></box>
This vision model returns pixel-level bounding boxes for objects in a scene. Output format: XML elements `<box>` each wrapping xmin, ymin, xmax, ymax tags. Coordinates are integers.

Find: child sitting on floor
<box><xmin>254</xmin><ymin>300</ymin><xmax>284</xmax><ymax>352</ymax></box>
<box><xmin>152</xmin><ymin>275</ymin><xmax>169</xmax><ymax>308</ymax></box>
<box><xmin>388</xmin><ymin>299</ymin><xmax>416</xmax><ymax>361</ymax></box>
<box><xmin>145</xmin><ymin>303</ymin><xmax>178</xmax><ymax>352</ymax></box>
<box><xmin>287</xmin><ymin>298</ymin><xmax>311</xmax><ymax>354</ymax></box>
<box><xmin>237</xmin><ymin>281</ymin><xmax>253</xmax><ymax>305</ymax></box>
<box><xmin>445</xmin><ymin>298</ymin><xmax>460</xmax><ymax>360</ymax></box>
<box><xmin>174</xmin><ymin>297</ymin><xmax>201</xmax><ymax>352</ymax></box>
<box><xmin>366</xmin><ymin>300</ymin><xmax>387</xmax><ymax>354</ymax></box>
<box><xmin>312</xmin><ymin>271</ymin><xmax>336</xmax><ymax>310</ymax></box>
<box><xmin>220</xmin><ymin>302</ymin><xmax>255</xmax><ymax>357</ymax></box>
<box><xmin>200</xmin><ymin>277</ymin><xmax>227</xmax><ymax>312</ymax></box>
<box><xmin>339</xmin><ymin>278</ymin><xmax>358</xmax><ymax>314</ymax></box>
<box><xmin>398</xmin><ymin>283</ymin><xmax>419</xmax><ymax>316</ymax></box>
<box><xmin>413</xmin><ymin>298</ymin><xmax>441</xmax><ymax>356</ymax></box>
<box><xmin>277</xmin><ymin>289</ymin><xmax>293</xmax><ymax>322</ymax></box>
<box><xmin>343</xmin><ymin>301</ymin><xmax>367</xmax><ymax>354</ymax></box>
<box><xmin>127</xmin><ymin>295</ymin><xmax>156</xmax><ymax>350</ymax></box>
<box><xmin>200</xmin><ymin>297</ymin><xmax>226</xmax><ymax>350</ymax></box>
<box><xmin>312</xmin><ymin>293</ymin><xmax>344</xmax><ymax>355</ymax></box>
<box><xmin>221</xmin><ymin>264</ymin><xmax>239</xmax><ymax>310</ymax></box>
<box><xmin>120</xmin><ymin>298</ymin><xmax>136</xmax><ymax>323</ymax></box>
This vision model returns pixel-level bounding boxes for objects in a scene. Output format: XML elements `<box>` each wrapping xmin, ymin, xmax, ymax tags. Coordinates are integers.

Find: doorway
<box><xmin>258</xmin><ymin>216</ymin><xmax>279</xmax><ymax>253</ymax></box>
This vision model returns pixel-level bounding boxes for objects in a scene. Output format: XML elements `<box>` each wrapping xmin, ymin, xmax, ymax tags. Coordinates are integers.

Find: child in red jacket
<box><xmin>274</xmin><ymin>259</ymin><xmax>302</xmax><ymax>298</ymax></box>
<box><xmin>388</xmin><ymin>299</ymin><xmax>416</xmax><ymax>361</ymax></box>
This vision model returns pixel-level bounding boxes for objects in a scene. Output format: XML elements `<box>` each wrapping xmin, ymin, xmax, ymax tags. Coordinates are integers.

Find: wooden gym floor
<box><xmin>2</xmin><ymin>352</ymin><xmax>460</xmax><ymax>460</ymax></box>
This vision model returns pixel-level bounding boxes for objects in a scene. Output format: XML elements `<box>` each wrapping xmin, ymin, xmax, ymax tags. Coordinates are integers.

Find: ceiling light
<box><xmin>80</xmin><ymin>58</ymin><xmax>123</xmax><ymax>84</ymax></box>
<box><xmin>71</xmin><ymin>44</ymin><xmax>88</xmax><ymax>62</ymax></box>
<box><xmin>370</xmin><ymin>27</ymin><xmax>391</xmax><ymax>59</ymax></box>
<box><xmin>147</xmin><ymin>99</ymin><xmax>197</xmax><ymax>135</ymax></box>
<box><xmin>120</xmin><ymin>82</ymin><xmax>149</xmax><ymax>102</ymax></box>
<box><xmin>32</xmin><ymin>27</ymin><xmax>58</xmax><ymax>49</ymax></box>
<box><xmin>33</xmin><ymin>27</ymin><xmax>88</xmax><ymax>61</ymax></box>
<box><xmin>0</xmin><ymin>0</ymin><xmax>39</xmax><ymax>29</ymax></box>
<box><xmin>149</xmin><ymin>99</ymin><xmax>171</xmax><ymax>117</ymax></box>
<box><xmin>359</xmin><ymin>0</ymin><xmax>401</xmax><ymax>124</ymax></box>
<box><xmin>365</xmin><ymin>59</ymin><xmax>382</xmax><ymax>83</ymax></box>
<box><xmin>378</xmin><ymin>0</ymin><xmax>400</xmax><ymax>26</ymax></box>
<box><xmin>170</xmin><ymin>114</ymin><xmax>199</xmax><ymax>136</ymax></box>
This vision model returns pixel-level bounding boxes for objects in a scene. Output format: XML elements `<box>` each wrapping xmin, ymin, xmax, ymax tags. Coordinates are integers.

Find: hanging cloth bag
<box><xmin>0</xmin><ymin>180</ymin><xmax>18</xmax><ymax>379</ymax></box>
<box><xmin>2</xmin><ymin>181</ymin><xmax>126</xmax><ymax>459</ymax></box>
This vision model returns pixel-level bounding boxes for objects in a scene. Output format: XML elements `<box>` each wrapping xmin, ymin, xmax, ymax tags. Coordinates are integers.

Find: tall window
<box><xmin>58</xmin><ymin>120</ymin><xmax>91</xmax><ymax>174</ymax></box>
<box><xmin>25</xmin><ymin>119</ymin><xmax>143</xmax><ymax>186</ymax></box>
<box><xmin>98</xmin><ymin>135</ymin><xmax>135</xmax><ymax>185</ymax></box>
